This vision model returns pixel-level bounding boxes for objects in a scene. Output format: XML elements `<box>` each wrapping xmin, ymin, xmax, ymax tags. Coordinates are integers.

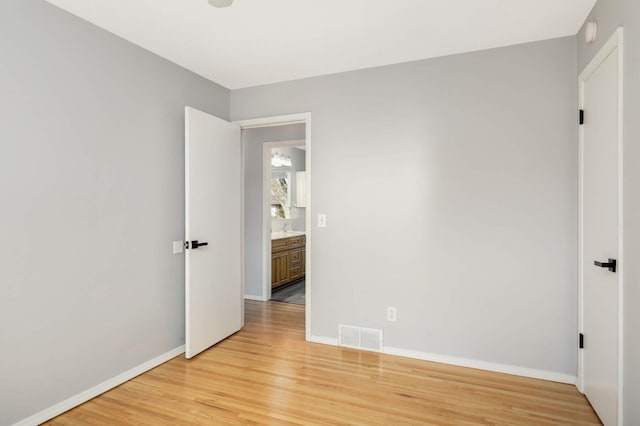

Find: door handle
<box><xmin>594</xmin><ymin>258</ymin><xmax>616</xmax><ymax>273</ymax></box>
<box><xmin>186</xmin><ymin>240</ymin><xmax>209</xmax><ymax>249</ymax></box>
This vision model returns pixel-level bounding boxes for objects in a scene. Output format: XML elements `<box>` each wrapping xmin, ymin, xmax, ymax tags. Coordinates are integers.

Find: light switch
<box><xmin>173</xmin><ymin>240</ymin><xmax>184</xmax><ymax>254</ymax></box>
<box><xmin>318</xmin><ymin>214</ymin><xmax>327</xmax><ymax>228</ymax></box>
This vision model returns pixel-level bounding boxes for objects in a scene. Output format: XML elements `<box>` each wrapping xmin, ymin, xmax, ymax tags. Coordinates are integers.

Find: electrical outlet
<box><xmin>387</xmin><ymin>306</ymin><xmax>397</xmax><ymax>322</ymax></box>
<box><xmin>318</xmin><ymin>214</ymin><xmax>327</xmax><ymax>228</ymax></box>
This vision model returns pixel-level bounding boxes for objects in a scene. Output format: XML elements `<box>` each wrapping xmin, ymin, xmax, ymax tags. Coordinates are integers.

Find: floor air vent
<box><xmin>338</xmin><ymin>325</ymin><xmax>383</xmax><ymax>352</ymax></box>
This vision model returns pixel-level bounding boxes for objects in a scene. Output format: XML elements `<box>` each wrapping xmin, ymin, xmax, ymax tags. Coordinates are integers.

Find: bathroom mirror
<box><xmin>271</xmin><ymin>171</ymin><xmax>291</xmax><ymax>218</ymax></box>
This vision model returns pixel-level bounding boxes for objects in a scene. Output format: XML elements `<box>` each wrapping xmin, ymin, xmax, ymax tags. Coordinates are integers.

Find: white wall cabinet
<box><xmin>295</xmin><ymin>171</ymin><xmax>306</xmax><ymax>208</ymax></box>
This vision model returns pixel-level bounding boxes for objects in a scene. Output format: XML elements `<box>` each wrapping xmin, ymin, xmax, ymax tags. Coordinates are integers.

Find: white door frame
<box><xmin>235</xmin><ymin>113</ymin><xmax>312</xmax><ymax>340</ymax></box>
<box><xmin>577</xmin><ymin>27</ymin><xmax>624</xmax><ymax>423</ymax></box>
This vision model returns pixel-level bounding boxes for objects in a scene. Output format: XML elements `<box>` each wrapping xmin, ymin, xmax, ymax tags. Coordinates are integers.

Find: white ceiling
<box><xmin>45</xmin><ymin>0</ymin><xmax>596</xmax><ymax>90</ymax></box>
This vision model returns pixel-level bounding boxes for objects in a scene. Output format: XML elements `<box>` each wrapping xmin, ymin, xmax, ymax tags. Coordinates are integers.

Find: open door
<box><xmin>579</xmin><ymin>29</ymin><xmax>623</xmax><ymax>426</ymax></box>
<box><xmin>185</xmin><ymin>107</ymin><xmax>242</xmax><ymax>359</ymax></box>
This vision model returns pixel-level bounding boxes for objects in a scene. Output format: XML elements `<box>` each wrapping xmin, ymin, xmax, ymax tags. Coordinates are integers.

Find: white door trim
<box><xmin>235</xmin><ymin>113</ymin><xmax>312</xmax><ymax>341</ymax></box>
<box><xmin>577</xmin><ymin>27</ymin><xmax>624</xmax><ymax>424</ymax></box>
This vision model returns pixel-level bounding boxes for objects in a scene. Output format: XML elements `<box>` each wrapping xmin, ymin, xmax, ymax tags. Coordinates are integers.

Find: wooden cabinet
<box><xmin>271</xmin><ymin>252</ymin><xmax>289</xmax><ymax>287</ymax></box>
<box><xmin>288</xmin><ymin>248</ymin><xmax>302</xmax><ymax>282</ymax></box>
<box><xmin>271</xmin><ymin>234</ymin><xmax>306</xmax><ymax>289</ymax></box>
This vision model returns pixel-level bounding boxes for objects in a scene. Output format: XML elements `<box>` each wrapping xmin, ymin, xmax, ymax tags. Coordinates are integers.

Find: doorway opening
<box><xmin>236</xmin><ymin>113</ymin><xmax>312</xmax><ymax>340</ymax></box>
<box><xmin>268</xmin><ymin>142</ymin><xmax>307</xmax><ymax>305</ymax></box>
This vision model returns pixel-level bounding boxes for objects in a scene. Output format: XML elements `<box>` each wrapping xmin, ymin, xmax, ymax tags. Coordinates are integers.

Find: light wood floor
<box><xmin>47</xmin><ymin>301</ymin><xmax>600</xmax><ymax>425</ymax></box>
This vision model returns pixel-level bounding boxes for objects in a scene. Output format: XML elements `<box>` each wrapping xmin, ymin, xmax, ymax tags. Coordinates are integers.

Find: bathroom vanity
<box><xmin>271</xmin><ymin>231</ymin><xmax>306</xmax><ymax>289</ymax></box>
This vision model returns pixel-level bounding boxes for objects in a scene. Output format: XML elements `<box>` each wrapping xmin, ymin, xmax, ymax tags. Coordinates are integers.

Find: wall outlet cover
<box><xmin>387</xmin><ymin>306</ymin><xmax>397</xmax><ymax>322</ymax></box>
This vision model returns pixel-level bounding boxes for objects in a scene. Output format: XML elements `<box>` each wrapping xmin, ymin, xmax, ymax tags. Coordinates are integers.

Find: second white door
<box><xmin>580</xmin><ymin>32</ymin><xmax>621</xmax><ymax>426</ymax></box>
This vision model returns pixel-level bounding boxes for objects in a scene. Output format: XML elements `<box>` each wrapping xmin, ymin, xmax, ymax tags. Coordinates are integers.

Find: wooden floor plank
<box><xmin>45</xmin><ymin>300</ymin><xmax>601</xmax><ymax>425</ymax></box>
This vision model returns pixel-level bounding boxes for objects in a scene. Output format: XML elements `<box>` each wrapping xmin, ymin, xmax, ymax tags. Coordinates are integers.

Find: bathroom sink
<box><xmin>271</xmin><ymin>231</ymin><xmax>305</xmax><ymax>240</ymax></box>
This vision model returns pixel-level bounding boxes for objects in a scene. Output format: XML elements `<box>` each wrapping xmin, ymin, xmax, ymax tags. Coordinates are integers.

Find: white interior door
<box><xmin>580</xmin><ymin>36</ymin><xmax>621</xmax><ymax>426</ymax></box>
<box><xmin>185</xmin><ymin>106</ymin><xmax>242</xmax><ymax>359</ymax></box>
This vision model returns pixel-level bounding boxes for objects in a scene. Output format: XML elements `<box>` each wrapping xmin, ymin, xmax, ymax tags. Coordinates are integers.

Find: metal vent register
<box><xmin>338</xmin><ymin>325</ymin><xmax>383</xmax><ymax>352</ymax></box>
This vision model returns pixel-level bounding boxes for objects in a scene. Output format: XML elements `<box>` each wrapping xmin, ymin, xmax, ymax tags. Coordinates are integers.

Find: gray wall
<box><xmin>0</xmin><ymin>1</ymin><xmax>229</xmax><ymax>424</ymax></box>
<box><xmin>232</xmin><ymin>37</ymin><xmax>579</xmax><ymax>376</ymax></box>
<box><xmin>243</xmin><ymin>125</ymin><xmax>305</xmax><ymax>298</ymax></box>
<box><xmin>578</xmin><ymin>0</ymin><xmax>640</xmax><ymax>423</ymax></box>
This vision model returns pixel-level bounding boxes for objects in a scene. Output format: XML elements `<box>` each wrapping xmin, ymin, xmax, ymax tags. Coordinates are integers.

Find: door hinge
<box><xmin>579</xmin><ymin>333</ymin><xmax>584</xmax><ymax>349</ymax></box>
<box><xmin>579</xmin><ymin>109</ymin><xmax>584</xmax><ymax>125</ymax></box>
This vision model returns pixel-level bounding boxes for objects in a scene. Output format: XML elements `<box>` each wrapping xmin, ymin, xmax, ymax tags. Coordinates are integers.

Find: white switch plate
<box><xmin>387</xmin><ymin>307</ymin><xmax>397</xmax><ymax>322</ymax></box>
<box><xmin>173</xmin><ymin>240</ymin><xmax>184</xmax><ymax>254</ymax></box>
<box><xmin>318</xmin><ymin>214</ymin><xmax>327</xmax><ymax>228</ymax></box>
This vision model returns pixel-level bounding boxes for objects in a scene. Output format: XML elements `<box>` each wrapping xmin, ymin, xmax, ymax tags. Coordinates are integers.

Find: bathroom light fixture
<box><xmin>585</xmin><ymin>21</ymin><xmax>597</xmax><ymax>44</ymax></box>
<box><xmin>208</xmin><ymin>0</ymin><xmax>234</xmax><ymax>8</ymax></box>
<box><xmin>271</xmin><ymin>153</ymin><xmax>292</xmax><ymax>168</ymax></box>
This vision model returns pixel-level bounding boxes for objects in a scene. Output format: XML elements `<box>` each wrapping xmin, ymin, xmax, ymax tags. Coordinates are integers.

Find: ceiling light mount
<box><xmin>208</xmin><ymin>0</ymin><xmax>234</xmax><ymax>8</ymax></box>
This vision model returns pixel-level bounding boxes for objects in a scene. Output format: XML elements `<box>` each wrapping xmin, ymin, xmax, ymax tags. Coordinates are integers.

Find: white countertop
<box><xmin>271</xmin><ymin>231</ymin><xmax>306</xmax><ymax>240</ymax></box>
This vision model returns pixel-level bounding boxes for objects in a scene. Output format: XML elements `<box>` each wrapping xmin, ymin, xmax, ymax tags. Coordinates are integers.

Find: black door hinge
<box><xmin>579</xmin><ymin>109</ymin><xmax>584</xmax><ymax>125</ymax></box>
<box><xmin>579</xmin><ymin>333</ymin><xmax>584</xmax><ymax>349</ymax></box>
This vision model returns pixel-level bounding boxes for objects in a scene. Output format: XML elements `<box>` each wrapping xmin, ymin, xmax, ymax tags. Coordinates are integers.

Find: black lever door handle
<box><xmin>191</xmin><ymin>240</ymin><xmax>209</xmax><ymax>249</ymax></box>
<box><xmin>594</xmin><ymin>258</ymin><xmax>616</xmax><ymax>273</ymax></box>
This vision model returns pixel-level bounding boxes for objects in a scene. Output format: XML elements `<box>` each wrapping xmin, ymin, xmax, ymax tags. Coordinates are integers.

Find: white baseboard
<box><xmin>383</xmin><ymin>346</ymin><xmax>576</xmax><ymax>385</ymax></box>
<box><xmin>308</xmin><ymin>335</ymin><xmax>339</xmax><ymax>346</ymax></box>
<box><xmin>13</xmin><ymin>345</ymin><xmax>185</xmax><ymax>426</ymax></box>
<box><xmin>244</xmin><ymin>294</ymin><xmax>267</xmax><ymax>301</ymax></box>
<box><xmin>308</xmin><ymin>335</ymin><xmax>575</xmax><ymax>385</ymax></box>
